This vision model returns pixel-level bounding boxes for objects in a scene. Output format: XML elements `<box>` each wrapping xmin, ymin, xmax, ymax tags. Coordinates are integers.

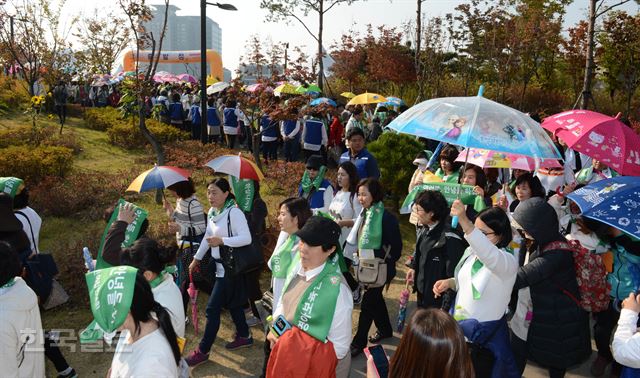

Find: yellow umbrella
<box><xmin>206</xmin><ymin>76</ymin><xmax>218</xmax><ymax>86</ymax></box>
<box><xmin>274</xmin><ymin>83</ymin><xmax>299</xmax><ymax>95</ymax></box>
<box><xmin>340</xmin><ymin>91</ymin><xmax>356</xmax><ymax>99</ymax></box>
<box><xmin>347</xmin><ymin>92</ymin><xmax>387</xmax><ymax>105</ymax></box>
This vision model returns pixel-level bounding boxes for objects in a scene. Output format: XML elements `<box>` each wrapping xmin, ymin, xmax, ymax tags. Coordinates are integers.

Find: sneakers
<box><xmin>352</xmin><ymin>285</ymin><xmax>363</xmax><ymax>305</ymax></box>
<box><xmin>225</xmin><ymin>334</ymin><xmax>254</xmax><ymax>350</ymax></box>
<box><xmin>185</xmin><ymin>348</ymin><xmax>210</xmax><ymax>367</ymax></box>
<box><xmin>57</xmin><ymin>368</ymin><xmax>77</xmax><ymax>378</ymax></box>
<box><xmin>246</xmin><ymin>315</ymin><xmax>262</xmax><ymax>328</ymax></box>
<box><xmin>590</xmin><ymin>355</ymin><xmax>611</xmax><ymax>377</ymax></box>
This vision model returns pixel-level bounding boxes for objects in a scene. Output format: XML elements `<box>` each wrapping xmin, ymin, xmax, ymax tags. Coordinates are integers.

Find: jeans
<box><xmin>198</xmin><ymin>276</ymin><xmax>250</xmax><ymax>354</ymax></box>
<box><xmin>283</xmin><ymin>138</ymin><xmax>299</xmax><ymax>162</ymax></box>
<box><xmin>352</xmin><ymin>286</ymin><xmax>392</xmax><ymax>348</ymax></box>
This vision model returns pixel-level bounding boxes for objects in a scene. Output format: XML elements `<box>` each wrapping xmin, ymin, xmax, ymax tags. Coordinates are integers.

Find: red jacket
<box><xmin>328</xmin><ymin>116</ymin><xmax>344</xmax><ymax>147</ymax></box>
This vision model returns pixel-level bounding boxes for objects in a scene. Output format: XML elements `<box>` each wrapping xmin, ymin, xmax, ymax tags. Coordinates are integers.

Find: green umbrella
<box><xmin>295</xmin><ymin>84</ymin><xmax>322</xmax><ymax>94</ymax></box>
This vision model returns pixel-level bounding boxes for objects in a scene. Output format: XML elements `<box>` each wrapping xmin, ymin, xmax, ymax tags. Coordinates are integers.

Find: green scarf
<box><xmin>1</xmin><ymin>278</ymin><xmax>16</xmax><ymax>289</ymax></box>
<box><xmin>359</xmin><ymin>201</ymin><xmax>384</xmax><ymax>250</ymax></box>
<box><xmin>96</xmin><ymin>199</ymin><xmax>148</xmax><ymax>270</ymax></box>
<box><xmin>270</xmin><ymin>235</ymin><xmax>298</xmax><ymax>278</ymax></box>
<box><xmin>230</xmin><ymin>176</ymin><xmax>255</xmax><ymax>212</ymax></box>
<box><xmin>80</xmin><ymin>266</ymin><xmax>138</xmax><ymax>344</ymax></box>
<box><xmin>209</xmin><ymin>197</ymin><xmax>237</xmax><ymax>218</ymax></box>
<box><xmin>0</xmin><ymin>177</ymin><xmax>24</xmax><ymax>198</ymax></box>
<box><xmin>461</xmin><ymin>244</ymin><xmax>514</xmax><ymax>300</ymax></box>
<box><xmin>283</xmin><ymin>257</ymin><xmax>342</xmax><ymax>342</ymax></box>
<box><xmin>149</xmin><ymin>266</ymin><xmax>178</xmax><ymax>288</ymax></box>
<box><xmin>300</xmin><ymin>166</ymin><xmax>327</xmax><ymax>196</ymax></box>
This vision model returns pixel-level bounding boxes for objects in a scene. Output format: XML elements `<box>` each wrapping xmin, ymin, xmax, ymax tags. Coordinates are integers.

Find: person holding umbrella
<box><xmin>575</xmin><ymin>159</ymin><xmax>619</xmax><ymax>185</ymax></box>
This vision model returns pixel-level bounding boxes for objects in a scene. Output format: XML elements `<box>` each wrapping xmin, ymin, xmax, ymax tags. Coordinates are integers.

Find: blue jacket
<box><xmin>458</xmin><ymin>318</ymin><xmax>520</xmax><ymax>378</ymax></box>
<box><xmin>207</xmin><ymin>108</ymin><xmax>221</xmax><ymax>126</ymax></box>
<box><xmin>339</xmin><ymin>148</ymin><xmax>381</xmax><ymax>180</ymax></box>
<box><xmin>282</xmin><ymin>120</ymin><xmax>299</xmax><ymax>140</ymax></box>
<box><xmin>298</xmin><ymin>179</ymin><xmax>332</xmax><ymax>210</ymax></box>
<box><xmin>223</xmin><ymin>107</ymin><xmax>237</xmax><ymax>127</ymax></box>
<box><xmin>261</xmin><ymin>115</ymin><xmax>278</xmax><ymax>138</ymax></box>
<box><xmin>190</xmin><ymin>105</ymin><xmax>201</xmax><ymax>125</ymax></box>
<box><xmin>303</xmin><ymin>119</ymin><xmax>324</xmax><ymax>146</ymax></box>
<box><xmin>609</xmin><ymin>235</ymin><xmax>640</xmax><ymax>300</ymax></box>
<box><xmin>169</xmin><ymin>103</ymin><xmax>183</xmax><ymax>121</ymax></box>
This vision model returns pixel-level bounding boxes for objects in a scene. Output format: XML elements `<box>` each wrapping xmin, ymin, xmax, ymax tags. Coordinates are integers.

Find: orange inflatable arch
<box><xmin>123</xmin><ymin>49</ymin><xmax>223</xmax><ymax>81</ymax></box>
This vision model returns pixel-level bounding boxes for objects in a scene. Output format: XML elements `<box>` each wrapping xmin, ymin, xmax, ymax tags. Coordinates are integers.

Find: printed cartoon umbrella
<box><xmin>178</xmin><ymin>73</ymin><xmax>197</xmax><ymax>83</ymax></box>
<box><xmin>126</xmin><ymin>165</ymin><xmax>191</xmax><ymax>193</ymax></box>
<box><xmin>310</xmin><ymin>97</ymin><xmax>337</xmax><ymax>107</ymax></box>
<box><xmin>188</xmin><ymin>273</ymin><xmax>199</xmax><ymax>335</ymax></box>
<box><xmin>567</xmin><ymin>176</ymin><xmax>640</xmax><ymax>239</ymax></box>
<box><xmin>383</xmin><ymin>96</ymin><xmax>405</xmax><ymax>107</ymax></box>
<box><xmin>396</xmin><ymin>282</ymin><xmax>410</xmax><ymax>333</ymax></box>
<box><xmin>295</xmin><ymin>84</ymin><xmax>322</xmax><ymax>94</ymax></box>
<box><xmin>455</xmin><ymin>148</ymin><xmax>561</xmax><ymax>171</ymax></box>
<box><xmin>207</xmin><ymin>81</ymin><xmax>229</xmax><ymax>95</ymax></box>
<box><xmin>205</xmin><ymin>154</ymin><xmax>265</xmax><ymax>181</ymax></box>
<box><xmin>347</xmin><ymin>92</ymin><xmax>388</xmax><ymax>106</ymax></box>
<box><xmin>274</xmin><ymin>83</ymin><xmax>299</xmax><ymax>96</ymax></box>
<box><xmin>542</xmin><ymin>110</ymin><xmax>640</xmax><ymax>176</ymax></box>
<box><xmin>386</xmin><ymin>87</ymin><xmax>561</xmax><ymax>160</ymax></box>
<box><xmin>340</xmin><ymin>91</ymin><xmax>356</xmax><ymax>99</ymax></box>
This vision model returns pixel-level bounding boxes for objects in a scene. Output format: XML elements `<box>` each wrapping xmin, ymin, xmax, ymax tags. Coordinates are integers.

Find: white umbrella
<box><xmin>207</xmin><ymin>81</ymin><xmax>230</xmax><ymax>95</ymax></box>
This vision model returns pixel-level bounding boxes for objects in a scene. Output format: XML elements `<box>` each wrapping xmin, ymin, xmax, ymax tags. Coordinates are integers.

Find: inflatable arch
<box><xmin>122</xmin><ymin>49</ymin><xmax>223</xmax><ymax>81</ymax></box>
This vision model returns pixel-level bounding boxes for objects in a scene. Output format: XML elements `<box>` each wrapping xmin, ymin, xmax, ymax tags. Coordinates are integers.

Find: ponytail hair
<box><xmin>120</xmin><ymin>237</ymin><xmax>176</xmax><ymax>275</ymax></box>
<box><xmin>130</xmin><ymin>272</ymin><xmax>181</xmax><ymax>365</ymax></box>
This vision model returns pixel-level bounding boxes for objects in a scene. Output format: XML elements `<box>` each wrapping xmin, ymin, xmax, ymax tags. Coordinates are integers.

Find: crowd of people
<box><xmin>3</xmin><ymin>80</ymin><xmax>640</xmax><ymax>378</ymax></box>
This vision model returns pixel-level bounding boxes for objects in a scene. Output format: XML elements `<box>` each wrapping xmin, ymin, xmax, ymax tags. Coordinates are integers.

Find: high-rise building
<box><xmin>144</xmin><ymin>4</ymin><xmax>222</xmax><ymax>76</ymax></box>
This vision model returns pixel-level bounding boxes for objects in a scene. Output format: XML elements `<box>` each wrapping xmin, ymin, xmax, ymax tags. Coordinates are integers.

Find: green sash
<box><xmin>283</xmin><ymin>258</ymin><xmax>342</xmax><ymax>342</ymax></box>
<box><xmin>209</xmin><ymin>198</ymin><xmax>236</xmax><ymax>218</ymax></box>
<box><xmin>149</xmin><ymin>266</ymin><xmax>178</xmax><ymax>288</ymax></box>
<box><xmin>230</xmin><ymin>176</ymin><xmax>255</xmax><ymax>212</ymax></box>
<box><xmin>0</xmin><ymin>177</ymin><xmax>24</xmax><ymax>198</ymax></box>
<box><xmin>455</xmin><ymin>244</ymin><xmax>514</xmax><ymax>300</ymax></box>
<box><xmin>401</xmin><ymin>182</ymin><xmax>485</xmax><ymax>214</ymax></box>
<box><xmin>96</xmin><ymin>199</ymin><xmax>148</xmax><ymax>270</ymax></box>
<box><xmin>359</xmin><ymin>201</ymin><xmax>384</xmax><ymax>250</ymax></box>
<box><xmin>300</xmin><ymin>166</ymin><xmax>327</xmax><ymax>196</ymax></box>
<box><xmin>270</xmin><ymin>235</ymin><xmax>297</xmax><ymax>278</ymax></box>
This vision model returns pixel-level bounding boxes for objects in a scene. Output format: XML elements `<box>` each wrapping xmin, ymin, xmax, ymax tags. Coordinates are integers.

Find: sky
<box><xmin>57</xmin><ymin>0</ymin><xmax>640</xmax><ymax>73</ymax></box>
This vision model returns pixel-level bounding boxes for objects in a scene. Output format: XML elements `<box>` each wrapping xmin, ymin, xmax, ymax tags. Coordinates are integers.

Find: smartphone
<box><xmin>270</xmin><ymin>314</ymin><xmax>292</xmax><ymax>337</ymax></box>
<box><xmin>364</xmin><ymin>345</ymin><xmax>389</xmax><ymax>378</ymax></box>
<box><xmin>83</xmin><ymin>247</ymin><xmax>94</xmax><ymax>272</ymax></box>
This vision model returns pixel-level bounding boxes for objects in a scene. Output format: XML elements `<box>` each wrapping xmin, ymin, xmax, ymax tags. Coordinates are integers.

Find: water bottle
<box><xmin>83</xmin><ymin>247</ymin><xmax>94</xmax><ymax>271</ymax></box>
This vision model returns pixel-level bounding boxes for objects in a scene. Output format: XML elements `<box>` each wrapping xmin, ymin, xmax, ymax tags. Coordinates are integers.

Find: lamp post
<box><xmin>200</xmin><ymin>1</ymin><xmax>237</xmax><ymax>145</ymax></box>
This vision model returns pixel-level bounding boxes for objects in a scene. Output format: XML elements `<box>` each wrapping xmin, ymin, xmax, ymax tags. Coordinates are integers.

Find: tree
<box><xmin>598</xmin><ymin>11</ymin><xmax>640</xmax><ymax>116</ymax></box>
<box><xmin>329</xmin><ymin>31</ymin><xmax>366</xmax><ymax>91</ymax></box>
<box><xmin>364</xmin><ymin>25</ymin><xmax>416</xmax><ymax>95</ymax></box>
<box><xmin>561</xmin><ymin>20</ymin><xmax>589</xmax><ymax>99</ymax></box>
<box><xmin>260</xmin><ymin>0</ymin><xmax>361</xmax><ymax>91</ymax></box>
<box><xmin>579</xmin><ymin>0</ymin><xmax>640</xmax><ymax>110</ymax></box>
<box><xmin>0</xmin><ymin>0</ymin><xmax>76</xmax><ymax>95</ymax></box>
<box><xmin>73</xmin><ymin>10</ymin><xmax>131</xmax><ymax>75</ymax></box>
<box><xmin>117</xmin><ymin>0</ymin><xmax>170</xmax><ymax>186</ymax></box>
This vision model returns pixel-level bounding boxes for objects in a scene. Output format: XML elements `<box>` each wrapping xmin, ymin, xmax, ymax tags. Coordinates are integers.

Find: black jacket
<box><xmin>512</xmin><ymin>198</ymin><xmax>591</xmax><ymax>369</ymax></box>
<box><xmin>411</xmin><ymin>217</ymin><xmax>466</xmax><ymax>308</ymax></box>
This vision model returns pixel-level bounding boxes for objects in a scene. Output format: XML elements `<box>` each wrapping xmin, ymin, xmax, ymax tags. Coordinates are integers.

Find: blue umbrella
<box><xmin>382</xmin><ymin>96</ymin><xmax>405</xmax><ymax>107</ymax></box>
<box><xmin>310</xmin><ymin>97</ymin><xmax>337</xmax><ymax>107</ymax></box>
<box><xmin>567</xmin><ymin>176</ymin><xmax>640</xmax><ymax>239</ymax></box>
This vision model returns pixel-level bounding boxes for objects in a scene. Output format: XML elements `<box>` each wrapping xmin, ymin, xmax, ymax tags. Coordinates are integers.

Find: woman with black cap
<box><xmin>265</xmin><ymin>216</ymin><xmax>353</xmax><ymax>378</ymax></box>
<box><xmin>510</xmin><ymin>197</ymin><xmax>591</xmax><ymax>378</ymax></box>
<box><xmin>298</xmin><ymin>155</ymin><xmax>334</xmax><ymax>213</ymax></box>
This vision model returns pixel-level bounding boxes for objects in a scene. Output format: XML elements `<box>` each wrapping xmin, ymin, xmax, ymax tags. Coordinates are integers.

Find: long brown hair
<box><xmin>389</xmin><ymin>308</ymin><xmax>475</xmax><ymax>378</ymax></box>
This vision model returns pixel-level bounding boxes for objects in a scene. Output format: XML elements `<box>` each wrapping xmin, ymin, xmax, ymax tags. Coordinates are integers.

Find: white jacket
<box><xmin>0</xmin><ymin>278</ymin><xmax>45</xmax><ymax>378</ymax></box>
<box><xmin>613</xmin><ymin>309</ymin><xmax>640</xmax><ymax>368</ymax></box>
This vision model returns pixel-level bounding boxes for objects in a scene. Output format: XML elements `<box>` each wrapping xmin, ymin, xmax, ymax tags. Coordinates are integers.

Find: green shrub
<box><xmin>0</xmin><ymin>145</ymin><xmax>74</xmax><ymax>182</ymax></box>
<box><xmin>83</xmin><ymin>107</ymin><xmax>122</xmax><ymax>131</ymax></box>
<box><xmin>367</xmin><ymin>132</ymin><xmax>423</xmax><ymax>209</ymax></box>
<box><xmin>107</xmin><ymin>118</ymin><xmax>189</xmax><ymax>149</ymax></box>
<box><xmin>0</xmin><ymin>76</ymin><xmax>30</xmax><ymax>112</ymax></box>
<box><xmin>0</xmin><ymin>125</ymin><xmax>33</xmax><ymax>148</ymax></box>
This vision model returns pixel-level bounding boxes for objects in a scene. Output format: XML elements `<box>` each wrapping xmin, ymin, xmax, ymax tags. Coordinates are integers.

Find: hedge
<box><xmin>0</xmin><ymin>145</ymin><xmax>74</xmax><ymax>183</ymax></box>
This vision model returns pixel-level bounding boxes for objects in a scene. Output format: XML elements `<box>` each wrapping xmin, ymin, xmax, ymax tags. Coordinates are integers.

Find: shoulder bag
<box><xmin>218</xmin><ymin>211</ymin><xmax>264</xmax><ymax>277</ymax></box>
<box><xmin>355</xmin><ymin>245</ymin><xmax>391</xmax><ymax>288</ymax></box>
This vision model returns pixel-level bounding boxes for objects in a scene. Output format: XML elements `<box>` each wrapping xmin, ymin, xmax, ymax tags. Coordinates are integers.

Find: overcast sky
<box><xmin>57</xmin><ymin>0</ymin><xmax>640</xmax><ymax>73</ymax></box>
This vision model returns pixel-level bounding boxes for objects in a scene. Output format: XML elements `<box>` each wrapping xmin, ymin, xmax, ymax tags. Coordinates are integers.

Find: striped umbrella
<box><xmin>205</xmin><ymin>155</ymin><xmax>264</xmax><ymax>181</ymax></box>
<box><xmin>126</xmin><ymin>165</ymin><xmax>191</xmax><ymax>193</ymax></box>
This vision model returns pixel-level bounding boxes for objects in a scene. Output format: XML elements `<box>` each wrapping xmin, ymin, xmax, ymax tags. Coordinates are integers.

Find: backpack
<box><xmin>544</xmin><ymin>240</ymin><xmax>610</xmax><ymax>313</ymax></box>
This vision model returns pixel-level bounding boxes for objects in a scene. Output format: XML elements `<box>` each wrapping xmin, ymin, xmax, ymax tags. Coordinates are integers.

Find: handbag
<box><xmin>178</xmin><ymin>200</ymin><xmax>211</xmax><ymax>292</ymax></box>
<box><xmin>218</xmin><ymin>211</ymin><xmax>264</xmax><ymax>277</ymax></box>
<box><xmin>42</xmin><ymin>279</ymin><xmax>69</xmax><ymax>310</ymax></box>
<box><xmin>466</xmin><ymin>317</ymin><xmax>503</xmax><ymax>378</ymax></box>
<box><xmin>354</xmin><ymin>245</ymin><xmax>391</xmax><ymax>288</ymax></box>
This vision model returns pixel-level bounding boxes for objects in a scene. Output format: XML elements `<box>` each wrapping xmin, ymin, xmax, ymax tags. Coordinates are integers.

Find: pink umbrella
<box><xmin>542</xmin><ymin>110</ymin><xmax>640</xmax><ymax>176</ymax></box>
<box><xmin>188</xmin><ymin>273</ymin><xmax>198</xmax><ymax>335</ymax></box>
<box><xmin>178</xmin><ymin>73</ymin><xmax>197</xmax><ymax>83</ymax></box>
<box><xmin>456</xmin><ymin>148</ymin><xmax>561</xmax><ymax>171</ymax></box>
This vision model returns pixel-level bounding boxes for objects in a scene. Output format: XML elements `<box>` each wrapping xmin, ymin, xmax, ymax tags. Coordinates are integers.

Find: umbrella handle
<box><xmin>451</xmin><ymin>216</ymin><xmax>459</xmax><ymax>228</ymax></box>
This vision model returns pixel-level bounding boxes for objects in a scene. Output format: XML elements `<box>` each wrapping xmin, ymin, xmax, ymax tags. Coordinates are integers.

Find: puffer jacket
<box><xmin>512</xmin><ymin>198</ymin><xmax>591</xmax><ymax>369</ymax></box>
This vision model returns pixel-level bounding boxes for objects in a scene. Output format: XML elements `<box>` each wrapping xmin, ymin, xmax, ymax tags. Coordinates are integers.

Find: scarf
<box><xmin>359</xmin><ymin>201</ymin><xmax>384</xmax><ymax>250</ymax></box>
<box><xmin>0</xmin><ymin>277</ymin><xmax>15</xmax><ymax>289</ymax></box>
<box><xmin>96</xmin><ymin>199</ymin><xmax>148</xmax><ymax>270</ymax></box>
<box><xmin>0</xmin><ymin>177</ymin><xmax>24</xmax><ymax>198</ymax></box>
<box><xmin>208</xmin><ymin>197</ymin><xmax>237</xmax><ymax>220</ymax></box>
<box><xmin>282</xmin><ymin>257</ymin><xmax>342</xmax><ymax>342</ymax></box>
<box><xmin>230</xmin><ymin>176</ymin><xmax>255</xmax><ymax>212</ymax></box>
<box><xmin>149</xmin><ymin>266</ymin><xmax>178</xmax><ymax>288</ymax></box>
<box><xmin>463</xmin><ymin>243</ymin><xmax>514</xmax><ymax>300</ymax></box>
<box><xmin>300</xmin><ymin>166</ymin><xmax>327</xmax><ymax>196</ymax></box>
<box><xmin>269</xmin><ymin>234</ymin><xmax>298</xmax><ymax>278</ymax></box>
